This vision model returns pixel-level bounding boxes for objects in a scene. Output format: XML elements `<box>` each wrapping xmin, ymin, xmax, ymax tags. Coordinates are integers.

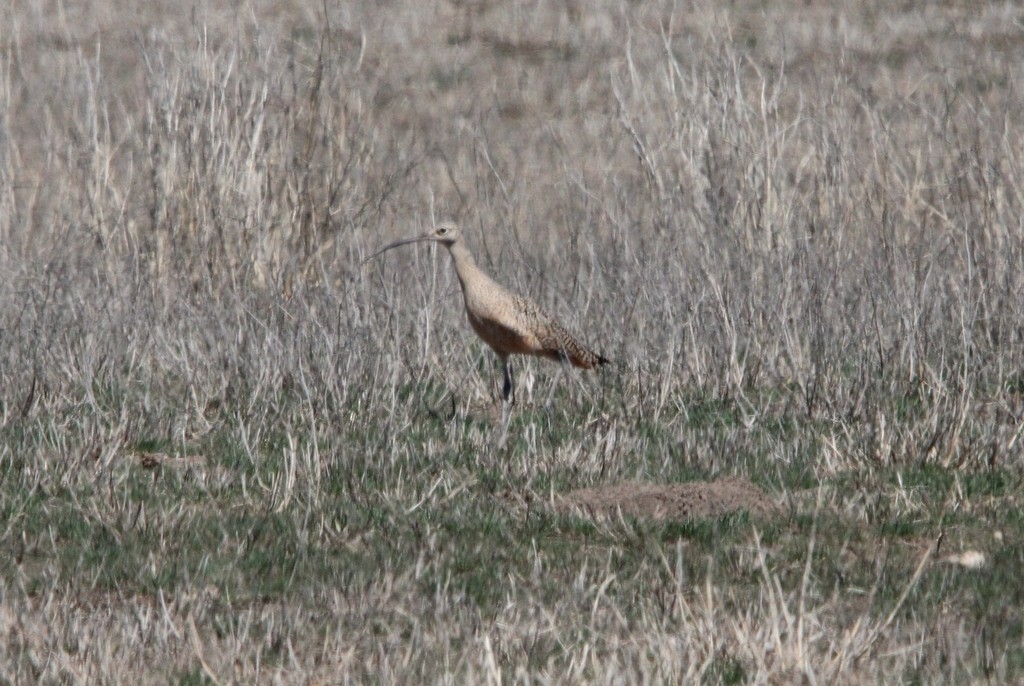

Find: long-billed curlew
<box><xmin>365</xmin><ymin>223</ymin><xmax>609</xmax><ymax>431</ymax></box>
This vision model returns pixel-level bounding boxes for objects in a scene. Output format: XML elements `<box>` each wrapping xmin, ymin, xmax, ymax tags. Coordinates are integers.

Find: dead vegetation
<box><xmin>2</xmin><ymin>0</ymin><xmax>1024</xmax><ymax>683</ymax></box>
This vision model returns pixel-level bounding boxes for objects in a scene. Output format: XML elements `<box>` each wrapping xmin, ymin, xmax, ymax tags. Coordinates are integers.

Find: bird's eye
<box><xmin>437</xmin><ymin>227</ymin><xmax>448</xmax><ymax>235</ymax></box>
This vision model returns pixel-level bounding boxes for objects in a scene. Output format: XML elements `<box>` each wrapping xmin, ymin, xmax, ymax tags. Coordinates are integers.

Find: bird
<box><xmin>364</xmin><ymin>222</ymin><xmax>609</xmax><ymax>434</ymax></box>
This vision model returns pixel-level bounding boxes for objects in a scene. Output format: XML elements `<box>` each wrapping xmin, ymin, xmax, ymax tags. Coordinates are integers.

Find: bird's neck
<box><xmin>445</xmin><ymin>241</ymin><xmax>479</xmax><ymax>287</ymax></box>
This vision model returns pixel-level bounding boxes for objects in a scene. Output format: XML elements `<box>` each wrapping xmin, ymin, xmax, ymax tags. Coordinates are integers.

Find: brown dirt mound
<box><xmin>556</xmin><ymin>476</ymin><xmax>780</xmax><ymax>522</ymax></box>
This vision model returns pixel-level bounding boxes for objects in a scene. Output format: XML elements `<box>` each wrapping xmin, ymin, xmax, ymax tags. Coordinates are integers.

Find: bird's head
<box><xmin>363</xmin><ymin>222</ymin><xmax>463</xmax><ymax>263</ymax></box>
<box><xmin>424</xmin><ymin>222</ymin><xmax>461</xmax><ymax>246</ymax></box>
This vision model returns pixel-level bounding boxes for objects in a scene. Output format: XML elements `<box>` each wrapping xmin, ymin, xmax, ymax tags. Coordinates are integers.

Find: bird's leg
<box><xmin>502</xmin><ymin>357</ymin><xmax>515</xmax><ymax>407</ymax></box>
<box><xmin>498</xmin><ymin>357</ymin><xmax>514</xmax><ymax>446</ymax></box>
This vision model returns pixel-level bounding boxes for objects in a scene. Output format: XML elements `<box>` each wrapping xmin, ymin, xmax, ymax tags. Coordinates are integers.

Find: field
<box><xmin>2</xmin><ymin>0</ymin><xmax>1024</xmax><ymax>683</ymax></box>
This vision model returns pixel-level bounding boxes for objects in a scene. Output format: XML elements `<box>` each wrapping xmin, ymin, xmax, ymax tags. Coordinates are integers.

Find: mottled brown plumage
<box><xmin>365</xmin><ymin>222</ymin><xmax>608</xmax><ymax>427</ymax></box>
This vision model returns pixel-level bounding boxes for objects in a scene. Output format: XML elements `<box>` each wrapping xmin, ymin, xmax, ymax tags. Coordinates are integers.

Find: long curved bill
<box><xmin>361</xmin><ymin>233</ymin><xmax>433</xmax><ymax>266</ymax></box>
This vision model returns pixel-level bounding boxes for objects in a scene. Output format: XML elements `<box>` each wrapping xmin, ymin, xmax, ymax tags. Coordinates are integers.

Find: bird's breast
<box><xmin>464</xmin><ymin>304</ymin><xmax>538</xmax><ymax>356</ymax></box>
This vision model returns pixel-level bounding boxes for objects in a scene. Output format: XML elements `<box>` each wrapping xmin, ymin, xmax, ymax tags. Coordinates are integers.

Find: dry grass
<box><xmin>2</xmin><ymin>0</ymin><xmax>1024</xmax><ymax>683</ymax></box>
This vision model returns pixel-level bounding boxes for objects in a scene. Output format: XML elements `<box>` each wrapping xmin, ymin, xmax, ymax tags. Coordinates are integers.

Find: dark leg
<box><xmin>502</xmin><ymin>357</ymin><xmax>515</xmax><ymax>405</ymax></box>
<box><xmin>499</xmin><ymin>357</ymin><xmax>513</xmax><ymax>446</ymax></box>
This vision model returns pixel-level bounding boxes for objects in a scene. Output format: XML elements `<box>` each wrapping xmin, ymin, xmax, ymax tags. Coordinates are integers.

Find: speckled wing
<box><xmin>509</xmin><ymin>294</ymin><xmax>608</xmax><ymax>369</ymax></box>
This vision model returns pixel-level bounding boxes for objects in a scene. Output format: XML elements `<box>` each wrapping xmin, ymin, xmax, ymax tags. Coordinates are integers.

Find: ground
<box><xmin>2</xmin><ymin>0</ymin><xmax>1024</xmax><ymax>683</ymax></box>
<box><xmin>559</xmin><ymin>477</ymin><xmax>780</xmax><ymax>521</ymax></box>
